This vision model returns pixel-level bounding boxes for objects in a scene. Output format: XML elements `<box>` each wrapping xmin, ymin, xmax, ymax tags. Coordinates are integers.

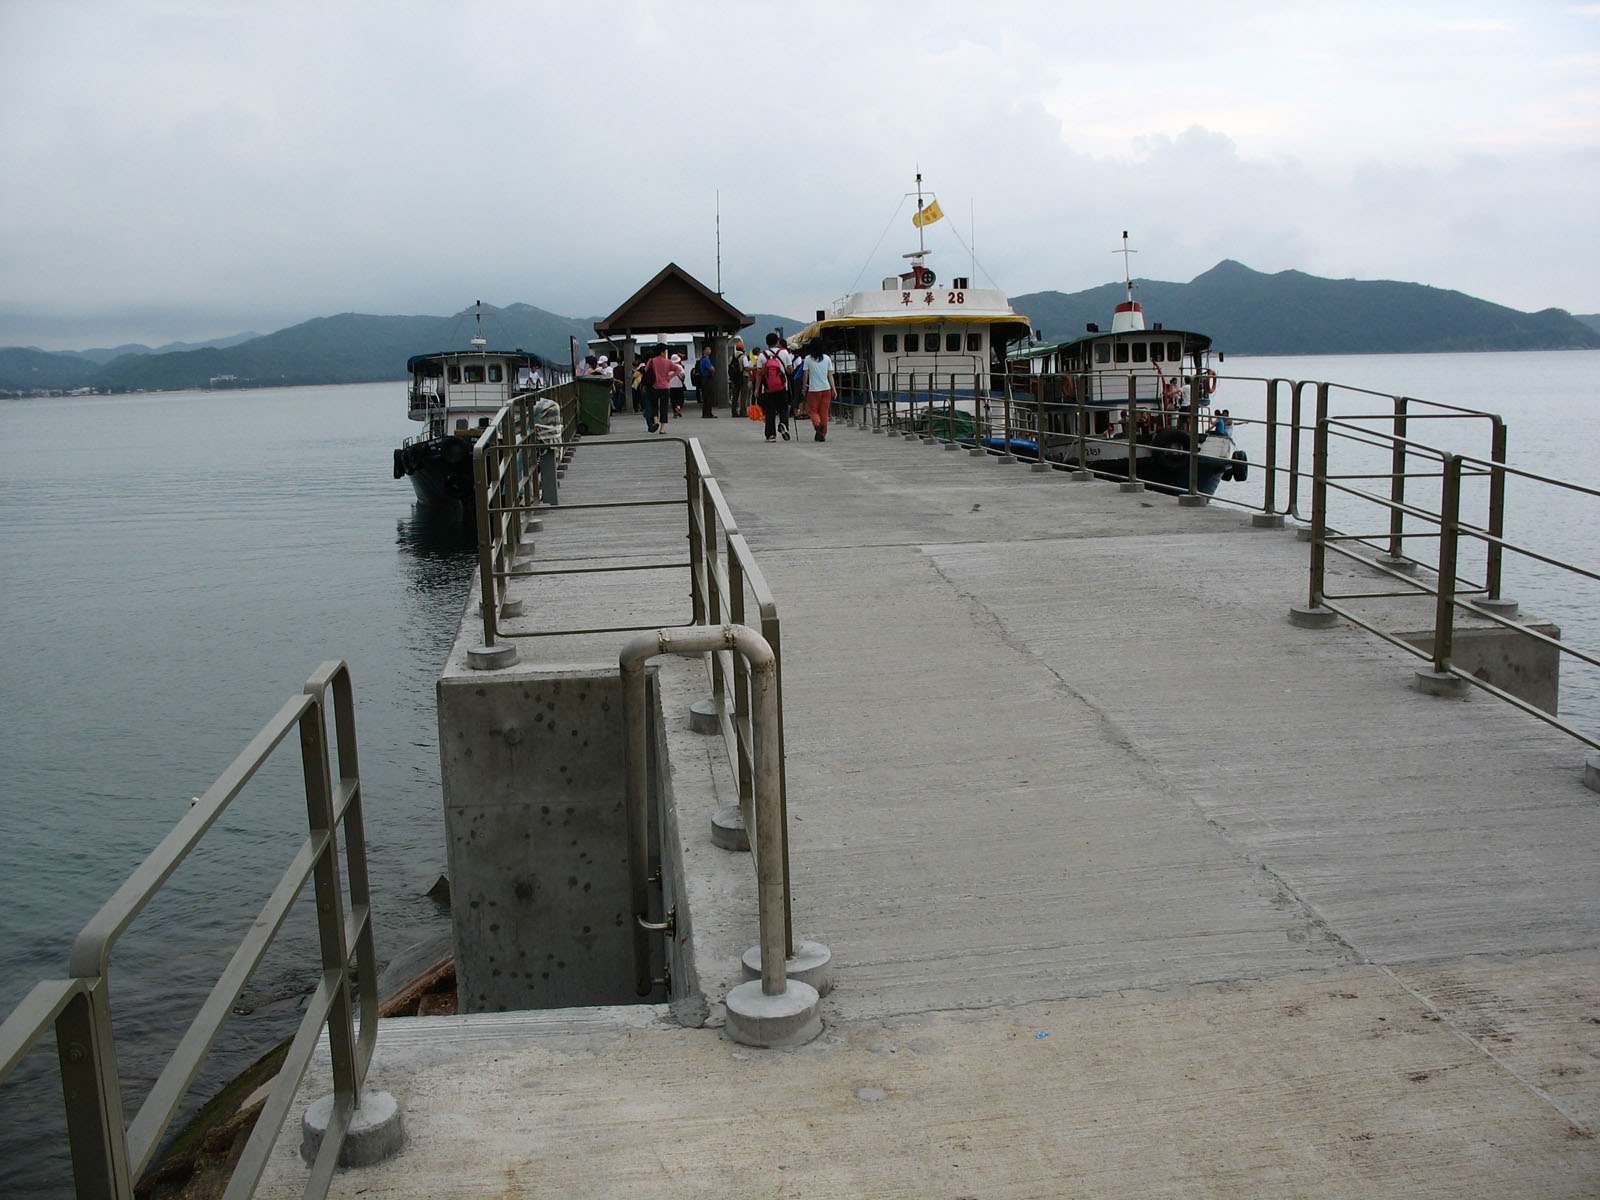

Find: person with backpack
<box><xmin>757</xmin><ymin>332</ymin><xmax>793</xmax><ymax>441</ymax></box>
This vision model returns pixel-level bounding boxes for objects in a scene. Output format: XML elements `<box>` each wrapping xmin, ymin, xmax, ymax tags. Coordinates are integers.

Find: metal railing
<box><xmin>466</xmin><ymin>393</ymin><xmax>794</xmax><ymax>950</ymax></box>
<box><xmin>0</xmin><ymin>661</ymin><xmax>376</xmax><ymax>1199</ymax></box>
<box><xmin>850</xmin><ymin>362</ymin><xmax>1596</xmax><ymax>755</ymax></box>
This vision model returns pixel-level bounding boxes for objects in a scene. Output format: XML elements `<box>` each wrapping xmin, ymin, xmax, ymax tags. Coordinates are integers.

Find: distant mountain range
<box><xmin>3</xmin><ymin>264</ymin><xmax>1597</xmax><ymax>395</ymax></box>
<box><xmin>1013</xmin><ymin>261</ymin><xmax>1600</xmax><ymax>355</ymax></box>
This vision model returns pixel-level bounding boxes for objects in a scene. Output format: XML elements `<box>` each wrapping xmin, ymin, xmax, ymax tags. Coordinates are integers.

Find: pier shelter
<box><xmin>593</xmin><ymin>263</ymin><xmax>751</xmax><ymax>411</ymax></box>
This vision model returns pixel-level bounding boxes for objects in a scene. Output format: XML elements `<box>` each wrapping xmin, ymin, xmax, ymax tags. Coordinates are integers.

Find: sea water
<box><xmin>0</xmin><ymin>382</ymin><xmax>475</xmax><ymax>1194</ymax></box>
<box><xmin>1</xmin><ymin>354</ymin><xmax>1596</xmax><ymax>1193</ymax></box>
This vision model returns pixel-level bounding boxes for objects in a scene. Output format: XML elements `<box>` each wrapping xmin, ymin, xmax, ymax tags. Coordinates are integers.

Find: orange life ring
<box><xmin>1060</xmin><ymin>374</ymin><xmax>1075</xmax><ymax>399</ymax></box>
<box><xmin>1204</xmin><ymin>368</ymin><xmax>1218</xmax><ymax>395</ymax></box>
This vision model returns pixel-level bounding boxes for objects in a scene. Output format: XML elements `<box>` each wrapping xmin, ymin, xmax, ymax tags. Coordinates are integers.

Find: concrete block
<box><xmin>1252</xmin><ymin>513</ymin><xmax>1286</xmax><ymax>528</ymax></box>
<box><xmin>1397</xmin><ymin>620</ymin><xmax>1561</xmax><ymax>714</ymax></box>
<box><xmin>1412</xmin><ymin>669</ymin><xmax>1467</xmax><ymax>697</ymax></box>
<box><xmin>1119</xmin><ymin>481</ymin><xmax>1144</xmax><ymax>493</ymax></box>
<box><xmin>689</xmin><ymin>698</ymin><xmax>719</xmax><ymax>734</ymax></box>
<box><xmin>439</xmin><ymin>669</ymin><xmax>640</xmax><ymax>1011</ymax></box>
<box><xmin>466</xmin><ymin>644</ymin><xmax>519</xmax><ymax>670</ymax></box>
<box><xmin>1288</xmin><ymin>605</ymin><xmax>1339</xmax><ymax>629</ymax></box>
<box><xmin>724</xmin><ymin>979</ymin><xmax>822</xmax><ymax>1048</ymax></box>
<box><xmin>711</xmin><ymin>805</ymin><xmax>749</xmax><ymax>852</ymax></box>
<box><xmin>1178</xmin><ymin>494</ymin><xmax>1208</xmax><ymax>507</ymax></box>
<box><xmin>300</xmin><ymin>1091</ymin><xmax>403</xmax><ymax>1167</ymax></box>
<box><xmin>741</xmin><ymin>939</ymin><xmax>834</xmax><ymax>996</ymax></box>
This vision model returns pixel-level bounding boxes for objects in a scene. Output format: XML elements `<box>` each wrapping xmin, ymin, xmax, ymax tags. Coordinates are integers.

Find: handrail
<box><xmin>0</xmin><ymin>661</ymin><xmax>377</xmax><ymax>1199</ymax></box>
<box><xmin>849</xmin><ymin>361</ymin><xmax>1594</xmax><ymax>757</ymax></box>
<box><xmin>465</xmin><ymin>401</ymin><xmax>793</xmax><ymax>948</ymax></box>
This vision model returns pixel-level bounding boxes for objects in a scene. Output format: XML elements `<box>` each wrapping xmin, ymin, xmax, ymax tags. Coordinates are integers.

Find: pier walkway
<box><xmin>264</xmin><ymin>414</ymin><xmax>1598</xmax><ymax>1197</ymax></box>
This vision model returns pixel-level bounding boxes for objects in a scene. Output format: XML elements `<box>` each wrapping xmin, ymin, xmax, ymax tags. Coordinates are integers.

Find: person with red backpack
<box><xmin>757</xmin><ymin>332</ymin><xmax>793</xmax><ymax>442</ymax></box>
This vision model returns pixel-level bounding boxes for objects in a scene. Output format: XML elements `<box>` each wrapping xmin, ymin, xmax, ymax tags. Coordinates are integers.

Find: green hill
<box><xmin>1</xmin><ymin>304</ymin><xmax>810</xmax><ymax>394</ymax></box>
<box><xmin>1014</xmin><ymin>261</ymin><xmax>1600</xmax><ymax>354</ymax></box>
<box><xmin>5</xmin><ymin>273</ymin><xmax>1595</xmax><ymax>396</ymax></box>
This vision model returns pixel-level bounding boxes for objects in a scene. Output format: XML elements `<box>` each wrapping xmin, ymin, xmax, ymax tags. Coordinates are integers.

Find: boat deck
<box><xmin>261</xmin><ymin>412</ymin><xmax>1598</xmax><ymax>1198</ymax></box>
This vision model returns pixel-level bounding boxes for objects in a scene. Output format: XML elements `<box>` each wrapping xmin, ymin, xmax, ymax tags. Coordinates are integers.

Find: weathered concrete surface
<box><xmin>261</xmin><ymin>414</ymin><xmax>1599</xmax><ymax>1196</ymax></box>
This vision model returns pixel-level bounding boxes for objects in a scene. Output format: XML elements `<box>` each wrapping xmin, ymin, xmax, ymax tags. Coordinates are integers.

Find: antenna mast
<box><xmin>715</xmin><ymin>191</ymin><xmax>722</xmax><ymax>294</ymax></box>
<box><xmin>1115</xmin><ymin>231</ymin><xmax>1138</xmax><ymax>304</ymax></box>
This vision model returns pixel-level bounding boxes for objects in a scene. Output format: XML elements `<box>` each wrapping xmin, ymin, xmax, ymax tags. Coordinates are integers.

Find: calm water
<box><xmin>0</xmin><ymin>382</ymin><xmax>475</xmax><ymax>1194</ymax></box>
<box><xmin>1</xmin><ymin>353</ymin><xmax>1596</xmax><ymax>1192</ymax></box>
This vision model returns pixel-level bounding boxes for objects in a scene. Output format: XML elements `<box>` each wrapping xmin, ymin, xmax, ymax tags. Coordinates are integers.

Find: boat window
<box><xmin>1095</xmin><ymin>344</ymin><xmax>1111</xmax><ymax>364</ymax></box>
<box><xmin>1168</xmin><ymin>341</ymin><xmax>1181</xmax><ymax>361</ymax></box>
<box><xmin>464</xmin><ymin>364</ymin><xmax>486</xmax><ymax>383</ymax></box>
<box><xmin>966</xmin><ymin>333</ymin><xmax>982</xmax><ymax>352</ymax></box>
<box><xmin>448</xmin><ymin>366</ymin><xmax>461</xmax><ymax>383</ymax></box>
<box><xmin>1150</xmin><ymin>342</ymin><xmax>1165</xmax><ymax>362</ymax></box>
<box><xmin>1114</xmin><ymin>342</ymin><xmax>1130</xmax><ymax>363</ymax></box>
<box><xmin>904</xmin><ymin>333</ymin><xmax>920</xmax><ymax>352</ymax></box>
<box><xmin>488</xmin><ymin>364</ymin><xmax>503</xmax><ymax>383</ymax></box>
<box><xmin>882</xmin><ymin>333</ymin><xmax>898</xmax><ymax>353</ymax></box>
<box><xmin>455</xmin><ymin>419</ymin><xmax>468</xmax><ymax>431</ymax></box>
<box><xmin>946</xmin><ymin>333</ymin><xmax>961</xmax><ymax>352</ymax></box>
<box><xmin>1131</xmin><ymin>343</ymin><xmax>1147</xmax><ymax>363</ymax></box>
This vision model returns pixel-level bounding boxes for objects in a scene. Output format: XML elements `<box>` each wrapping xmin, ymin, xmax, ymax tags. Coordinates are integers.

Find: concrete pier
<box><xmin>261</xmin><ymin>414</ymin><xmax>1599</xmax><ymax>1197</ymax></box>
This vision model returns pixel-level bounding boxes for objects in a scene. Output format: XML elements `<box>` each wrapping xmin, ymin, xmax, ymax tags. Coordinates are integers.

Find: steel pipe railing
<box><xmin>0</xmin><ymin>661</ymin><xmax>376</xmax><ymax>1199</ymax></box>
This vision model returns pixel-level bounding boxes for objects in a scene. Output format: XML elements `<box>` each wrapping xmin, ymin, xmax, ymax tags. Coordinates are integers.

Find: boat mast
<box><xmin>1115</xmin><ymin>232</ymin><xmax>1137</xmax><ymax>306</ymax></box>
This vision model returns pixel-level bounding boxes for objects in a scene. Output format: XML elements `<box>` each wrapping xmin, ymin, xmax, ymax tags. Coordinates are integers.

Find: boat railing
<box><xmin>467</xmin><ymin>389</ymin><xmax>794</xmax><ymax>947</ymax></box>
<box><xmin>0</xmin><ymin>661</ymin><xmax>379</xmax><ymax>1198</ymax></box>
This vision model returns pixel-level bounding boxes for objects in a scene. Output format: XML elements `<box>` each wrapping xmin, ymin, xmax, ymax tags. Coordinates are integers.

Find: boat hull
<box><xmin>395</xmin><ymin>435</ymin><xmax>476</xmax><ymax>512</ymax></box>
<box><xmin>980</xmin><ymin>435</ymin><xmax>1239</xmax><ymax>496</ymax></box>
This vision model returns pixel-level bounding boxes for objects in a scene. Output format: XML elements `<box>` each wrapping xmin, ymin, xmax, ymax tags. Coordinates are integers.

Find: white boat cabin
<box><xmin>407</xmin><ymin>347</ymin><xmax>542</xmax><ymax>438</ymax></box>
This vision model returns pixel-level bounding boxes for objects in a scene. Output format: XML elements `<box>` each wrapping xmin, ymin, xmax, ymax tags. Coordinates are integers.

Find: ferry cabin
<box><xmin>791</xmin><ymin>269</ymin><xmax>1031</xmax><ymax>398</ymax></box>
<box><xmin>407</xmin><ymin>348</ymin><xmax>542</xmax><ymax>439</ymax></box>
<box><xmin>1008</xmin><ymin>303</ymin><xmax>1215</xmax><ymax>439</ymax></box>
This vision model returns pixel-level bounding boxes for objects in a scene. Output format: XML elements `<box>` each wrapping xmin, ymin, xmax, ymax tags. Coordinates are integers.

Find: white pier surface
<box><xmin>263</xmin><ymin>414</ymin><xmax>1598</xmax><ymax>1198</ymax></box>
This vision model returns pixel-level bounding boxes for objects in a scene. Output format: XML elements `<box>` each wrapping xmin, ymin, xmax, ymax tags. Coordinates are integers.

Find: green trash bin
<box><xmin>575</xmin><ymin>376</ymin><xmax>612</xmax><ymax>435</ymax></box>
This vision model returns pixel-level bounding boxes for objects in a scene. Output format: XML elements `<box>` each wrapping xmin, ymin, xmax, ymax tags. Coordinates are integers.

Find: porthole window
<box><xmin>1114</xmin><ymin>343</ymin><xmax>1130</xmax><ymax>363</ymax></box>
<box><xmin>904</xmin><ymin>333</ymin><xmax>920</xmax><ymax>352</ymax></box>
<box><xmin>883</xmin><ymin>333</ymin><xmax>899</xmax><ymax>353</ymax></box>
<box><xmin>1168</xmin><ymin>341</ymin><xmax>1181</xmax><ymax>361</ymax></box>
<box><xmin>1150</xmin><ymin>342</ymin><xmax>1165</xmax><ymax>362</ymax></box>
<box><xmin>488</xmin><ymin>364</ymin><xmax>503</xmax><ymax>382</ymax></box>
<box><xmin>448</xmin><ymin>366</ymin><xmax>462</xmax><ymax>383</ymax></box>
<box><xmin>1132</xmin><ymin>343</ymin><xmax>1148</xmax><ymax>363</ymax></box>
<box><xmin>464</xmin><ymin>365</ymin><xmax>486</xmax><ymax>383</ymax></box>
<box><xmin>966</xmin><ymin>333</ymin><xmax>982</xmax><ymax>352</ymax></box>
<box><xmin>1095</xmin><ymin>344</ymin><xmax>1111</xmax><ymax>364</ymax></box>
<box><xmin>946</xmin><ymin>333</ymin><xmax>961</xmax><ymax>352</ymax></box>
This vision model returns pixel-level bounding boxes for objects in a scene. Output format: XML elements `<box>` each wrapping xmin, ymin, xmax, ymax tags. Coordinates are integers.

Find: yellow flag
<box><xmin>912</xmin><ymin>199</ymin><xmax>944</xmax><ymax>228</ymax></box>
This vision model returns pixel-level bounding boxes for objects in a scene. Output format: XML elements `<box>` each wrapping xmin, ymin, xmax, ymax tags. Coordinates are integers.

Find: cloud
<box><xmin>2</xmin><ymin>0</ymin><xmax>1597</xmax><ymax>349</ymax></box>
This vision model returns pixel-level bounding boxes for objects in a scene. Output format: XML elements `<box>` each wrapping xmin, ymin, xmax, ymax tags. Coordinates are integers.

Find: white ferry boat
<box><xmin>788</xmin><ymin>175</ymin><xmax>1033</xmax><ymax>407</ymax></box>
<box><xmin>1004</xmin><ymin>234</ymin><xmax>1245</xmax><ymax>494</ymax></box>
<box><xmin>393</xmin><ymin>305</ymin><xmax>544</xmax><ymax>510</ymax></box>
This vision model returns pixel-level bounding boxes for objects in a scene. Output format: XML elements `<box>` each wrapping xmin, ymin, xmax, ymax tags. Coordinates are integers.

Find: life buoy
<box><xmin>1060</xmin><ymin>374</ymin><xmax>1075</xmax><ymax>399</ymax></box>
<box><xmin>1204</xmin><ymin>369</ymin><xmax>1218</xmax><ymax>395</ymax></box>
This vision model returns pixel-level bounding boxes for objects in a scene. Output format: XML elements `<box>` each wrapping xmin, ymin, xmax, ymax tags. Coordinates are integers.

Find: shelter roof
<box><xmin>594</xmin><ymin>263</ymin><xmax>751</xmax><ymax>337</ymax></box>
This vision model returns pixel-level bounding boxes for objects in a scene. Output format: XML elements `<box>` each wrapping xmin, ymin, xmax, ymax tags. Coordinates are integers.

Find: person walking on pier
<box><xmin>727</xmin><ymin>338</ymin><xmax>748</xmax><ymax>417</ymax></box>
<box><xmin>757</xmin><ymin>333</ymin><xmax>793</xmax><ymax>441</ymax></box>
<box><xmin>695</xmin><ymin>344</ymin><xmax>717</xmax><ymax>417</ymax></box>
<box><xmin>643</xmin><ymin>344</ymin><xmax>676</xmax><ymax>433</ymax></box>
<box><xmin>803</xmin><ymin>345</ymin><xmax>836</xmax><ymax>441</ymax></box>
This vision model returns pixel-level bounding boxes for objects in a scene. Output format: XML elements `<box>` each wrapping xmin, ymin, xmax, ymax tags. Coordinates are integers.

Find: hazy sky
<box><xmin>2</xmin><ymin>0</ymin><xmax>1597</xmax><ymax>350</ymax></box>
